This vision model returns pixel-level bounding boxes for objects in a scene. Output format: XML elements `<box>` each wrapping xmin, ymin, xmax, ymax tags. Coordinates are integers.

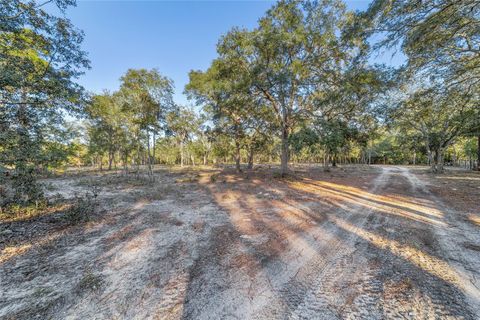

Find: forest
<box><xmin>1</xmin><ymin>0</ymin><xmax>479</xmax><ymax>205</ymax></box>
<box><xmin>1</xmin><ymin>1</ymin><xmax>480</xmax><ymax>319</ymax></box>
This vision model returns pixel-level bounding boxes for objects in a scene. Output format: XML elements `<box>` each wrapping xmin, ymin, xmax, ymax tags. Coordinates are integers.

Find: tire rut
<box><xmin>254</xmin><ymin>168</ymin><xmax>392</xmax><ymax>319</ymax></box>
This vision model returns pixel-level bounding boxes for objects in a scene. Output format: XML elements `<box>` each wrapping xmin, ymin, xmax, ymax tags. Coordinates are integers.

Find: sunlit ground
<box><xmin>2</xmin><ymin>166</ymin><xmax>479</xmax><ymax>319</ymax></box>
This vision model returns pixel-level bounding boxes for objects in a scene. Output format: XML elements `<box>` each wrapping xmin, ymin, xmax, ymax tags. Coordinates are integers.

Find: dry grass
<box><xmin>0</xmin><ymin>201</ymin><xmax>70</xmax><ymax>223</ymax></box>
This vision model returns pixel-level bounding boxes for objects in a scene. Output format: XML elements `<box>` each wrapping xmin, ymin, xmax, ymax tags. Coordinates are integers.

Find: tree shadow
<box><xmin>179</xmin><ymin>168</ymin><xmax>478</xmax><ymax>319</ymax></box>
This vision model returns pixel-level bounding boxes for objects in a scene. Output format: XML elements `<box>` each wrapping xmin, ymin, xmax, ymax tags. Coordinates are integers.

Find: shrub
<box><xmin>63</xmin><ymin>192</ymin><xmax>97</xmax><ymax>224</ymax></box>
<box><xmin>210</xmin><ymin>173</ymin><xmax>218</xmax><ymax>183</ymax></box>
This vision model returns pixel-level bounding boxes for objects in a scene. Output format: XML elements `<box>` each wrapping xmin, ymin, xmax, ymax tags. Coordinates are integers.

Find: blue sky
<box><xmin>66</xmin><ymin>1</ymin><xmax>396</xmax><ymax>105</ymax></box>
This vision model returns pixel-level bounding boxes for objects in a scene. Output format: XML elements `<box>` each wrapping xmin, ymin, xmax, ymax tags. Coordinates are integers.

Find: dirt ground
<box><xmin>1</xmin><ymin>165</ymin><xmax>479</xmax><ymax>319</ymax></box>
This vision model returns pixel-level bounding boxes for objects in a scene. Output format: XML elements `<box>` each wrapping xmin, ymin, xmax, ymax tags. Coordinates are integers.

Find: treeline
<box><xmin>82</xmin><ymin>0</ymin><xmax>479</xmax><ymax>174</ymax></box>
<box><xmin>1</xmin><ymin>0</ymin><xmax>479</xmax><ymax>206</ymax></box>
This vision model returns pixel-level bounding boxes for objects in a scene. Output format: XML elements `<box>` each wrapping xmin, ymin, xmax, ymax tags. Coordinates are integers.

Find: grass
<box><xmin>1</xmin><ymin>193</ymin><xmax>96</xmax><ymax>225</ymax></box>
<box><xmin>0</xmin><ymin>200</ymin><xmax>70</xmax><ymax>223</ymax></box>
<box><xmin>175</xmin><ymin>174</ymin><xmax>200</xmax><ymax>183</ymax></box>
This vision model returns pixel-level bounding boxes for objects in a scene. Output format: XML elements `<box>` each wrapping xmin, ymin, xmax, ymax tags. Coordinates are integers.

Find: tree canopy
<box><xmin>2</xmin><ymin>0</ymin><xmax>479</xmax><ymax>205</ymax></box>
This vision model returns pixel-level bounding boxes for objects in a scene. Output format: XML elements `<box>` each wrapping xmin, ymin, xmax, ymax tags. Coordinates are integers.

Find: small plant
<box><xmin>63</xmin><ymin>192</ymin><xmax>96</xmax><ymax>224</ymax></box>
<box><xmin>210</xmin><ymin>173</ymin><xmax>218</xmax><ymax>183</ymax></box>
<box><xmin>78</xmin><ymin>271</ymin><xmax>103</xmax><ymax>292</ymax></box>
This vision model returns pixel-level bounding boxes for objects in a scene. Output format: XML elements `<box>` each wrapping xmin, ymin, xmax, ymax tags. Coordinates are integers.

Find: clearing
<box><xmin>1</xmin><ymin>165</ymin><xmax>479</xmax><ymax>319</ymax></box>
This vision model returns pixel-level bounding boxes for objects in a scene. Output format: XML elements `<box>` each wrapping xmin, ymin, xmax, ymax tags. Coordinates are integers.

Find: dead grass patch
<box><xmin>0</xmin><ymin>243</ymin><xmax>32</xmax><ymax>264</ymax></box>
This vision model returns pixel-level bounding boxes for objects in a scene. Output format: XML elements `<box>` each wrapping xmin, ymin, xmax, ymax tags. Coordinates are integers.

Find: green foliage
<box><xmin>0</xmin><ymin>0</ymin><xmax>89</xmax><ymax>204</ymax></box>
<box><xmin>63</xmin><ymin>193</ymin><xmax>96</xmax><ymax>224</ymax></box>
<box><xmin>83</xmin><ymin>69</ymin><xmax>175</xmax><ymax>172</ymax></box>
<box><xmin>4</xmin><ymin>0</ymin><xmax>479</xmax><ymax>198</ymax></box>
<box><xmin>166</xmin><ymin>106</ymin><xmax>203</xmax><ymax>166</ymax></box>
<box><xmin>362</xmin><ymin>0</ymin><xmax>480</xmax><ymax>171</ymax></box>
<box><xmin>289</xmin><ymin>127</ymin><xmax>319</xmax><ymax>154</ymax></box>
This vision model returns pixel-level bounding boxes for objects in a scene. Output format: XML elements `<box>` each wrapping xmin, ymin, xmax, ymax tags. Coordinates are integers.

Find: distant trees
<box><xmin>391</xmin><ymin>87</ymin><xmax>476</xmax><ymax>172</ymax></box>
<box><xmin>166</xmin><ymin>106</ymin><xmax>202</xmax><ymax>167</ymax></box>
<box><xmin>85</xmin><ymin>69</ymin><xmax>174</xmax><ymax>175</ymax></box>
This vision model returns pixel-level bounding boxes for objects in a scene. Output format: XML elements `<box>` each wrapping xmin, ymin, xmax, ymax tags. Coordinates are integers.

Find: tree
<box><xmin>166</xmin><ymin>106</ymin><xmax>202</xmax><ymax>167</ymax></box>
<box><xmin>315</xmin><ymin>118</ymin><xmax>360</xmax><ymax>167</ymax></box>
<box><xmin>253</xmin><ymin>0</ymin><xmax>349</xmax><ymax>175</ymax></box>
<box><xmin>86</xmin><ymin>93</ymin><xmax>126</xmax><ymax>170</ymax></box>
<box><xmin>186</xmin><ymin>54</ymin><xmax>275</xmax><ymax>172</ymax></box>
<box><xmin>364</xmin><ymin>0</ymin><xmax>480</xmax><ymax>169</ymax></box>
<box><xmin>198</xmin><ymin>0</ymin><xmax>362</xmax><ymax>175</ymax></box>
<box><xmin>0</xmin><ymin>0</ymin><xmax>89</xmax><ymax>203</ymax></box>
<box><xmin>118</xmin><ymin>69</ymin><xmax>174</xmax><ymax>175</ymax></box>
<box><xmin>393</xmin><ymin>86</ymin><xmax>476</xmax><ymax>172</ymax></box>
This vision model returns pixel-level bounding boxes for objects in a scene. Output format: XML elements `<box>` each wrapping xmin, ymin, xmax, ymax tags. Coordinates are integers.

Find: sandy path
<box><xmin>399</xmin><ymin>167</ymin><xmax>480</xmax><ymax>315</ymax></box>
<box><xmin>181</xmin><ymin>166</ymin><xmax>480</xmax><ymax>319</ymax></box>
<box><xmin>1</xmin><ymin>166</ymin><xmax>479</xmax><ymax>319</ymax></box>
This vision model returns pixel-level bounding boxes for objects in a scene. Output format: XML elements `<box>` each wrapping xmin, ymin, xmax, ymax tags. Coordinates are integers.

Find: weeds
<box><xmin>209</xmin><ymin>173</ymin><xmax>218</xmax><ymax>183</ymax></box>
<box><xmin>0</xmin><ymin>200</ymin><xmax>51</xmax><ymax>221</ymax></box>
<box><xmin>63</xmin><ymin>192</ymin><xmax>97</xmax><ymax>224</ymax></box>
<box><xmin>78</xmin><ymin>270</ymin><xmax>103</xmax><ymax>292</ymax></box>
<box><xmin>76</xmin><ymin>174</ymin><xmax>154</xmax><ymax>188</ymax></box>
<box><xmin>175</xmin><ymin>173</ymin><xmax>200</xmax><ymax>183</ymax></box>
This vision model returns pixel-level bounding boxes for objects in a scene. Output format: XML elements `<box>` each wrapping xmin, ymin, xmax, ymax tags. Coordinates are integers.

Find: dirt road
<box><xmin>1</xmin><ymin>166</ymin><xmax>479</xmax><ymax>319</ymax></box>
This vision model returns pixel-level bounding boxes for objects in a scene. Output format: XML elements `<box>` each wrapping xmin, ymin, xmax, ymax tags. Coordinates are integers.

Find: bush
<box><xmin>210</xmin><ymin>173</ymin><xmax>218</xmax><ymax>183</ymax></box>
<box><xmin>63</xmin><ymin>192</ymin><xmax>97</xmax><ymax>224</ymax></box>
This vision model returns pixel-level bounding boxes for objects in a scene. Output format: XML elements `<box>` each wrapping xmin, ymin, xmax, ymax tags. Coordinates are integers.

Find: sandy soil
<box><xmin>0</xmin><ymin>165</ymin><xmax>479</xmax><ymax>319</ymax></box>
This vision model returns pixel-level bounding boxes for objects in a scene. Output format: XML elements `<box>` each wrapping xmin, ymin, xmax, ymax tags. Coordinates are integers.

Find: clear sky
<box><xmin>66</xmin><ymin>1</ymin><xmax>391</xmax><ymax>105</ymax></box>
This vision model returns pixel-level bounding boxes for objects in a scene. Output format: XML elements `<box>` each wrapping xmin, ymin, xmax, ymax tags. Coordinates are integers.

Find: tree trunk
<box><xmin>152</xmin><ymin>132</ymin><xmax>156</xmax><ymax>165</ymax></box>
<box><xmin>477</xmin><ymin>134</ymin><xmax>480</xmax><ymax>171</ymax></box>
<box><xmin>429</xmin><ymin>148</ymin><xmax>445</xmax><ymax>173</ymax></box>
<box><xmin>437</xmin><ymin>149</ymin><xmax>444</xmax><ymax>173</ymax></box>
<box><xmin>428</xmin><ymin>150</ymin><xmax>435</xmax><ymax>172</ymax></box>
<box><xmin>203</xmin><ymin>153</ymin><xmax>207</xmax><ymax>166</ymax></box>
<box><xmin>146</xmin><ymin>131</ymin><xmax>153</xmax><ymax>177</ymax></box>
<box><xmin>180</xmin><ymin>140</ymin><xmax>185</xmax><ymax>167</ymax></box>
<box><xmin>234</xmin><ymin>141</ymin><xmax>241</xmax><ymax>172</ymax></box>
<box><xmin>108</xmin><ymin>150</ymin><xmax>113</xmax><ymax>170</ymax></box>
<box><xmin>136</xmin><ymin>137</ymin><xmax>141</xmax><ymax>174</ymax></box>
<box><xmin>247</xmin><ymin>147</ymin><xmax>254</xmax><ymax>170</ymax></box>
<box><xmin>280</xmin><ymin>125</ymin><xmax>289</xmax><ymax>176</ymax></box>
<box><xmin>123</xmin><ymin>151</ymin><xmax>128</xmax><ymax>174</ymax></box>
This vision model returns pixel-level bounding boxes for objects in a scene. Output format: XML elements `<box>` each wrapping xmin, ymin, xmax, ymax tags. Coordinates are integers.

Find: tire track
<box><xmin>253</xmin><ymin>167</ymin><xmax>393</xmax><ymax>319</ymax></box>
<box><xmin>259</xmin><ymin>166</ymin><xmax>478</xmax><ymax>319</ymax></box>
<box><xmin>398</xmin><ymin>167</ymin><xmax>480</xmax><ymax>318</ymax></box>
